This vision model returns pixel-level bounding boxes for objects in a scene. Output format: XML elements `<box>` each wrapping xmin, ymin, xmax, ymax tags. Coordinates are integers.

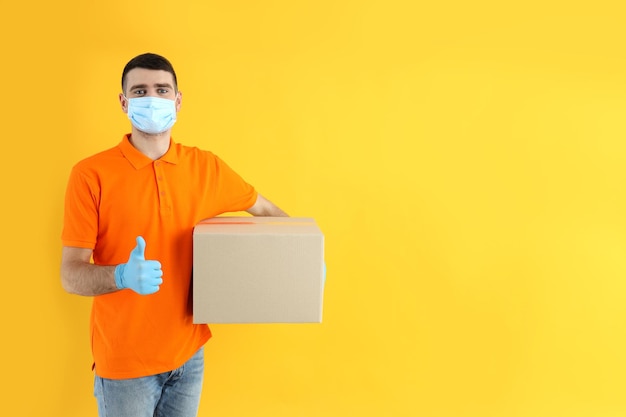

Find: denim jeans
<box><xmin>94</xmin><ymin>347</ymin><xmax>204</xmax><ymax>417</ymax></box>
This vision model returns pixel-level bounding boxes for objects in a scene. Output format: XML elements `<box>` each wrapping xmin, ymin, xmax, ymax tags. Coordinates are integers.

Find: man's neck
<box><xmin>129</xmin><ymin>129</ymin><xmax>171</xmax><ymax>160</ymax></box>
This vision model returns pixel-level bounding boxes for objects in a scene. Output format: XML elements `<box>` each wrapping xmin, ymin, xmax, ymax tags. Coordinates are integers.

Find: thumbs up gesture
<box><xmin>114</xmin><ymin>236</ymin><xmax>163</xmax><ymax>295</ymax></box>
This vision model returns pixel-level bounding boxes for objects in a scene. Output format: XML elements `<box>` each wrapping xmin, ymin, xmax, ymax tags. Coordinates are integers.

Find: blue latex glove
<box><xmin>114</xmin><ymin>236</ymin><xmax>163</xmax><ymax>295</ymax></box>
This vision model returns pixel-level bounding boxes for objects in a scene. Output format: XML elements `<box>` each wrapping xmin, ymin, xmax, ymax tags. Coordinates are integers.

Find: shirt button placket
<box><xmin>154</xmin><ymin>161</ymin><xmax>170</xmax><ymax>213</ymax></box>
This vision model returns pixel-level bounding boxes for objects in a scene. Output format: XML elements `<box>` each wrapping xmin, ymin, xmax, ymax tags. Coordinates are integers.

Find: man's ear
<box><xmin>119</xmin><ymin>93</ymin><xmax>128</xmax><ymax>114</ymax></box>
<box><xmin>175</xmin><ymin>91</ymin><xmax>183</xmax><ymax>112</ymax></box>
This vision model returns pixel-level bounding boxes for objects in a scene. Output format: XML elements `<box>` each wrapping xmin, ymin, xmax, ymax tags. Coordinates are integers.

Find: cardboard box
<box><xmin>193</xmin><ymin>217</ymin><xmax>324</xmax><ymax>323</ymax></box>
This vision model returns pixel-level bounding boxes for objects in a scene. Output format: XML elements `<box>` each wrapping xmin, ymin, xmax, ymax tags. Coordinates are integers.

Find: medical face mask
<box><xmin>125</xmin><ymin>95</ymin><xmax>177</xmax><ymax>134</ymax></box>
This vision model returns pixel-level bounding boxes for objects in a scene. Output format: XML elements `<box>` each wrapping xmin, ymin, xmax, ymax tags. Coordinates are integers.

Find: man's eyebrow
<box><xmin>128</xmin><ymin>83</ymin><xmax>174</xmax><ymax>91</ymax></box>
<box><xmin>128</xmin><ymin>83</ymin><xmax>148</xmax><ymax>91</ymax></box>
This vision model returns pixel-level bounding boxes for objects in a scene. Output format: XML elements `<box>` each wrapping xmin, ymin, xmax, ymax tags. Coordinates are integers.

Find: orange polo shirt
<box><xmin>62</xmin><ymin>135</ymin><xmax>257</xmax><ymax>379</ymax></box>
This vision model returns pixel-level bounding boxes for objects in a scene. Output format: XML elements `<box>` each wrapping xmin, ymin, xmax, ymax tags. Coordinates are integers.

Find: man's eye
<box><xmin>158</xmin><ymin>89</ymin><xmax>168</xmax><ymax>94</ymax></box>
<box><xmin>133</xmin><ymin>90</ymin><xmax>145</xmax><ymax>96</ymax></box>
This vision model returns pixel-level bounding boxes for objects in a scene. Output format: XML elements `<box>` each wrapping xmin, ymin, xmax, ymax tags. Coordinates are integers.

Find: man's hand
<box><xmin>114</xmin><ymin>236</ymin><xmax>163</xmax><ymax>295</ymax></box>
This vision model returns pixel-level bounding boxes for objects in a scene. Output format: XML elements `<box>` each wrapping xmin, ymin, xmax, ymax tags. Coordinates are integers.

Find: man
<box><xmin>61</xmin><ymin>52</ymin><xmax>288</xmax><ymax>417</ymax></box>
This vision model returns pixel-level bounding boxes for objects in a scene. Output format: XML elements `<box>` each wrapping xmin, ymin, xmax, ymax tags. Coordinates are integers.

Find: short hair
<box><xmin>121</xmin><ymin>53</ymin><xmax>178</xmax><ymax>93</ymax></box>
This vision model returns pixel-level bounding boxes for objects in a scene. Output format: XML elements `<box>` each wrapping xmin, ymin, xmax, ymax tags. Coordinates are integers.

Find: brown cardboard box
<box><xmin>193</xmin><ymin>217</ymin><xmax>324</xmax><ymax>323</ymax></box>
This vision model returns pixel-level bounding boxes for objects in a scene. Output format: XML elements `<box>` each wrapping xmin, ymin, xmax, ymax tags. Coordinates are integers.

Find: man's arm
<box><xmin>60</xmin><ymin>247</ymin><xmax>118</xmax><ymax>296</ymax></box>
<box><xmin>61</xmin><ymin>238</ymin><xmax>163</xmax><ymax>297</ymax></box>
<box><xmin>246</xmin><ymin>193</ymin><xmax>289</xmax><ymax>217</ymax></box>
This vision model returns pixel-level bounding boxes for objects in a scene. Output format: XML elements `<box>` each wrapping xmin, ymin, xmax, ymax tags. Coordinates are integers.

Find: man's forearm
<box><xmin>61</xmin><ymin>261</ymin><xmax>118</xmax><ymax>297</ymax></box>
<box><xmin>258</xmin><ymin>204</ymin><xmax>289</xmax><ymax>217</ymax></box>
<box><xmin>247</xmin><ymin>193</ymin><xmax>289</xmax><ymax>217</ymax></box>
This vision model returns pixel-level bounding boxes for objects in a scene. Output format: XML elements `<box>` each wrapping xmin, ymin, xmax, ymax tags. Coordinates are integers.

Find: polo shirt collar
<box><xmin>119</xmin><ymin>134</ymin><xmax>180</xmax><ymax>169</ymax></box>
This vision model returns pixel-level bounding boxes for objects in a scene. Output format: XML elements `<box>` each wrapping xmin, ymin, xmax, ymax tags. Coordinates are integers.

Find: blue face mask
<box><xmin>125</xmin><ymin>96</ymin><xmax>177</xmax><ymax>134</ymax></box>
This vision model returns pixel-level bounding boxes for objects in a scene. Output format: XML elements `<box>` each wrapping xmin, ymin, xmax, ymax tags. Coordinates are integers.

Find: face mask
<box><xmin>125</xmin><ymin>96</ymin><xmax>177</xmax><ymax>134</ymax></box>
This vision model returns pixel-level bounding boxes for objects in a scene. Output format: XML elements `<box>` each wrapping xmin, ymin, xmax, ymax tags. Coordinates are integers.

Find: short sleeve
<box><xmin>210</xmin><ymin>154</ymin><xmax>258</xmax><ymax>214</ymax></box>
<box><xmin>61</xmin><ymin>165</ymin><xmax>99</xmax><ymax>249</ymax></box>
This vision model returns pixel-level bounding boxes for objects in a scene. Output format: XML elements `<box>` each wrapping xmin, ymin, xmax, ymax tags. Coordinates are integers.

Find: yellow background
<box><xmin>2</xmin><ymin>1</ymin><xmax>626</xmax><ymax>416</ymax></box>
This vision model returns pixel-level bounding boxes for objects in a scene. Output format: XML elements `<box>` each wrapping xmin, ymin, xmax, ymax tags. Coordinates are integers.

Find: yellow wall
<box><xmin>2</xmin><ymin>1</ymin><xmax>626</xmax><ymax>416</ymax></box>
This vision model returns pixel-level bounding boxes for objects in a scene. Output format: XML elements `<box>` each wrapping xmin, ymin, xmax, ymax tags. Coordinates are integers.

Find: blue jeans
<box><xmin>94</xmin><ymin>347</ymin><xmax>204</xmax><ymax>417</ymax></box>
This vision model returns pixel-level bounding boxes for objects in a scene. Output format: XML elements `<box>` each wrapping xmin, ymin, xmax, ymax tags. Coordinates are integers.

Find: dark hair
<box><xmin>121</xmin><ymin>53</ymin><xmax>178</xmax><ymax>93</ymax></box>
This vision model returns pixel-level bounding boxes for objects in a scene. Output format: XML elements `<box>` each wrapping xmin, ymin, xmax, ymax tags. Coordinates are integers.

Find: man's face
<box><xmin>119</xmin><ymin>68</ymin><xmax>182</xmax><ymax>113</ymax></box>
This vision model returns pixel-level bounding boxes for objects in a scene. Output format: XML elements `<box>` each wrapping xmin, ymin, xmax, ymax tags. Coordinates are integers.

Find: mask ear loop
<box><xmin>171</xmin><ymin>91</ymin><xmax>180</xmax><ymax>112</ymax></box>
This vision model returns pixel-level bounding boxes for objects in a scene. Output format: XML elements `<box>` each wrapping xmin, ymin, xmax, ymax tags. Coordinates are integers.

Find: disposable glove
<box><xmin>114</xmin><ymin>236</ymin><xmax>163</xmax><ymax>295</ymax></box>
